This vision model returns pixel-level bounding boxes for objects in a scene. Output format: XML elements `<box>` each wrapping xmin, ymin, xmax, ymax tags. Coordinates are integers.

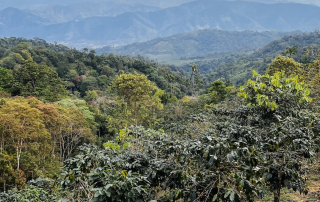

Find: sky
<box><xmin>0</xmin><ymin>0</ymin><xmax>319</xmax><ymax>9</ymax></box>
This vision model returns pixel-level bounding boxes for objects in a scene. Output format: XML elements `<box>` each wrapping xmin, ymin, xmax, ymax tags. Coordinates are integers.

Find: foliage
<box><xmin>199</xmin><ymin>30</ymin><xmax>320</xmax><ymax>85</ymax></box>
<box><xmin>266</xmin><ymin>55</ymin><xmax>302</xmax><ymax>76</ymax></box>
<box><xmin>168</xmin><ymin>96</ymin><xmax>178</xmax><ymax>103</ymax></box>
<box><xmin>0</xmin><ymin>67</ymin><xmax>13</xmax><ymax>92</ymax></box>
<box><xmin>238</xmin><ymin>70</ymin><xmax>316</xmax><ymax>201</ymax></box>
<box><xmin>1</xmin><ymin>34</ymin><xmax>320</xmax><ymax>202</ymax></box>
<box><xmin>282</xmin><ymin>45</ymin><xmax>299</xmax><ymax>57</ymax></box>
<box><xmin>239</xmin><ymin>70</ymin><xmax>312</xmax><ymax>111</ymax></box>
<box><xmin>208</xmin><ymin>80</ymin><xmax>228</xmax><ymax>103</ymax></box>
<box><xmin>111</xmin><ymin>73</ymin><xmax>163</xmax><ymax>128</ymax></box>
<box><xmin>84</xmin><ymin>90</ymin><xmax>98</xmax><ymax>101</ymax></box>
<box><xmin>12</xmin><ymin>61</ymin><xmax>67</xmax><ymax>101</ymax></box>
<box><xmin>58</xmin><ymin>68</ymin><xmax>319</xmax><ymax>202</ymax></box>
<box><xmin>0</xmin><ymin>96</ymin><xmax>94</xmax><ymax>188</ymax></box>
<box><xmin>0</xmin><ymin>177</ymin><xmax>59</xmax><ymax>202</ymax></box>
<box><xmin>96</xmin><ymin>29</ymin><xmax>297</xmax><ymax>63</ymax></box>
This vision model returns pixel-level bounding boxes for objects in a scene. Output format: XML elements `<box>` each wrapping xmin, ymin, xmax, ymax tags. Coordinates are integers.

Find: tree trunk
<box><xmin>274</xmin><ymin>190</ymin><xmax>280</xmax><ymax>202</ymax></box>
<box><xmin>16</xmin><ymin>147</ymin><xmax>20</xmax><ymax>170</ymax></box>
<box><xmin>274</xmin><ymin>156</ymin><xmax>285</xmax><ymax>202</ymax></box>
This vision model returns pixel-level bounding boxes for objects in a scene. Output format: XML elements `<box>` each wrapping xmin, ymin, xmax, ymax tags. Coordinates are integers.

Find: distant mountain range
<box><xmin>0</xmin><ymin>0</ymin><xmax>195</xmax><ymax>9</ymax></box>
<box><xmin>26</xmin><ymin>2</ymin><xmax>160</xmax><ymax>24</ymax></box>
<box><xmin>1</xmin><ymin>0</ymin><xmax>319</xmax><ymax>9</ymax></box>
<box><xmin>96</xmin><ymin>29</ymin><xmax>301</xmax><ymax>62</ymax></box>
<box><xmin>0</xmin><ymin>0</ymin><xmax>320</xmax><ymax>47</ymax></box>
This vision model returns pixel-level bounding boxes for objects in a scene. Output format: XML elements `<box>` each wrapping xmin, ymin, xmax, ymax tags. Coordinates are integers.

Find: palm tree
<box><xmin>166</xmin><ymin>74</ymin><xmax>175</xmax><ymax>97</ymax></box>
<box><xmin>190</xmin><ymin>64</ymin><xmax>199</xmax><ymax>96</ymax></box>
<box><xmin>282</xmin><ymin>45</ymin><xmax>298</xmax><ymax>57</ymax></box>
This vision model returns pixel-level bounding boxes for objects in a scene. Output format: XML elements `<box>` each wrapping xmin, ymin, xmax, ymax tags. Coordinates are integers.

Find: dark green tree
<box><xmin>282</xmin><ymin>45</ymin><xmax>299</xmax><ymax>57</ymax></box>
<box><xmin>12</xmin><ymin>61</ymin><xmax>67</xmax><ymax>101</ymax></box>
<box><xmin>0</xmin><ymin>67</ymin><xmax>13</xmax><ymax>92</ymax></box>
<box><xmin>208</xmin><ymin>80</ymin><xmax>228</xmax><ymax>103</ymax></box>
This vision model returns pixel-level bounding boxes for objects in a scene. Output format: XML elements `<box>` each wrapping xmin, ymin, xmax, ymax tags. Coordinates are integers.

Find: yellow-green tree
<box><xmin>266</xmin><ymin>55</ymin><xmax>302</xmax><ymax>76</ymax></box>
<box><xmin>111</xmin><ymin>73</ymin><xmax>163</xmax><ymax>128</ymax></box>
<box><xmin>0</xmin><ymin>97</ymin><xmax>51</xmax><ymax>172</ymax></box>
<box><xmin>0</xmin><ymin>96</ymin><xmax>94</xmax><ymax>181</ymax></box>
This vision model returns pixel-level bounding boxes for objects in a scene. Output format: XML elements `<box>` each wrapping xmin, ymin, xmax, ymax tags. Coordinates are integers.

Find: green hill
<box><xmin>96</xmin><ymin>29</ymin><xmax>300</xmax><ymax>63</ymax></box>
<box><xmin>184</xmin><ymin>30</ymin><xmax>320</xmax><ymax>85</ymax></box>
<box><xmin>0</xmin><ymin>37</ymin><xmax>190</xmax><ymax>98</ymax></box>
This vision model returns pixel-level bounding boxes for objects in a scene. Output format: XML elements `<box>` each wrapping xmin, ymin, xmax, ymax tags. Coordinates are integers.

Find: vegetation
<box><xmin>176</xmin><ymin>30</ymin><xmax>320</xmax><ymax>86</ymax></box>
<box><xmin>96</xmin><ymin>30</ymin><xmax>298</xmax><ymax>63</ymax></box>
<box><xmin>1</xmin><ymin>33</ymin><xmax>320</xmax><ymax>202</ymax></box>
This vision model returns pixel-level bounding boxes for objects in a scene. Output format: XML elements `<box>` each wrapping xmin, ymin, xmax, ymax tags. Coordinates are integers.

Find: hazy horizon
<box><xmin>0</xmin><ymin>0</ymin><xmax>319</xmax><ymax>9</ymax></box>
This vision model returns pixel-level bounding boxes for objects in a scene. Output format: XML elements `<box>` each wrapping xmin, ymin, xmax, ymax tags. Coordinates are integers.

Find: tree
<box><xmin>112</xmin><ymin>73</ymin><xmax>163</xmax><ymax>127</ymax></box>
<box><xmin>0</xmin><ymin>67</ymin><xmax>13</xmax><ymax>92</ymax></box>
<box><xmin>12</xmin><ymin>61</ymin><xmax>67</xmax><ymax>101</ymax></box>
<box><xmin>282</xmin><ymin>45</ymin><xmax>299</xmax><ymax>57</ymax></box>
<box><xmin>166</xmin><ymin>74</ymin><xmax>175</xmax><ymax>97</ymax></box>
<box><xmin>239</xmin><ymin>71</ymin><xmax>315</xmax><ymax>202</ymax></box>
<box><xmin>84</xmin><ymin>90</ymin><xmax>98</xmax><ymax>101</ymax></box>
<box><xmin>208</xmin><ymin>80</ymin><xmax>228</xmax><ymax>103</ymax></box>
<box><xmin>0</xmin><ymin>98</ymin><xmax>51</xmax><ymax>172</ymax></box>
<box><xmin>266</xmin><ymin>55</ymin><xmax>302</xmax><ymax>77</ymax></box>
<box><xmin>0</xmin><ymin>153</ymin><xmax>26</xmax><ymax>191</ymax></box>
<box><xmin>190</xmin><ymin>64</ymin><xmax>200</xmax><ymax>96</ymax></box>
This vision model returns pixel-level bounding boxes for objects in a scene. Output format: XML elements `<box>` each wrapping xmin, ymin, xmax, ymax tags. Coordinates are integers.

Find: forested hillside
<box><xmin>178</xmin><ymin>30</ymin><xmax>320</xmax><ymax>85</ymax></box>
<box><xmin>1</xmin><ymin>32</ymin><xmax>320</xmax><ymax>201</ymax></box>
<box><xmin>96</xmin><ymin>29</ymin><xmax>300</xmax><ymax>63</ymax></box>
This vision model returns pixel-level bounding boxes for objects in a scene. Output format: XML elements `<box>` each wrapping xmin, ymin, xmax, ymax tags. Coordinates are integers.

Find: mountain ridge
<box><xmin>95</xmin><ymin>29</ymin><xmax>301</xmax><ymax>63</ymax></box>
<box><xmin>0</xmin><ymin>0</ymin><xmax>320</xmax><ymax>47</ymax></box>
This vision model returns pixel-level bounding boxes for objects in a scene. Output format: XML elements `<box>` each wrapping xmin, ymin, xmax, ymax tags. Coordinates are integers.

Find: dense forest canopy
<box><xmin>1</xmin><ymin>31</ymin><xmax>320</xmax><ymax>202</ymax></box>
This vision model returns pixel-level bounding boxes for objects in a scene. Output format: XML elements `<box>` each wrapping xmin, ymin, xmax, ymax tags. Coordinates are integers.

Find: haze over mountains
<box><xmin>0</xmin><ymin>0</ymin><xmax>320</xmax><ymax>48</ymax></box>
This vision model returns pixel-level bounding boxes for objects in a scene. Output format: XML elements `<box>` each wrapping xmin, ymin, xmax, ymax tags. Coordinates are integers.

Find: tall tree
<box><xmin>166</xmin><ymin>74</ymin><xmax>175</xmax><ymax>97</ymax></box>
<box><xmin>282</xmin><ymin>45</ymin><xmax>299</xmax><ymax>57</ymax></box>
<box><xmin>190</xmin><ymin>64</ymin><xmax>199</xmax><ymax>96</ymax></box>
<box><xmin>239</xmin><ymin>71</ymin><xmax>314</xmax><ymax>202</ymax></box>
<box><xmin>112</xmin><ymin>73</ymin><xmax>163</xmax><ymax>127</ymax></box>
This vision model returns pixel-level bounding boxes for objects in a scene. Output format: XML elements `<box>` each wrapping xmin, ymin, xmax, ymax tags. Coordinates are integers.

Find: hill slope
<box><xmin>197</xmin><ymin>30</ymin><xmax>320</xmax><ymax>85</ymax></box>
<box><xmin>96</xmin><ymin>29</ymin><xmax>301</xmax><ymax>62</ymax></box>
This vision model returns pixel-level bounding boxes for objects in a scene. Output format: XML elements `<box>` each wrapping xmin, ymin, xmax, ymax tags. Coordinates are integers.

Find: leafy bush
<box><xmin>0</xmin><ymin>177</ymin><xmax>59</xmax><ymax>202</ymax></box>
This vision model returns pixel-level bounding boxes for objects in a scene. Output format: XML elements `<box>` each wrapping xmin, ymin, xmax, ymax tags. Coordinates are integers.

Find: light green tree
<box><xmin>84</xmin><ymin>90</ymin><xmax>98</xmax><ymax>101</ymax></box>
<box><xmin>111</xmin><ymin>73</ymin><xmax>163</xmax><ymax>127</ymax></box>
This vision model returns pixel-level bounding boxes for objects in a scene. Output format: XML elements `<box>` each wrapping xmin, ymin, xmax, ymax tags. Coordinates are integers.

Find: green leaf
<box><xmin>230</xmin><ymin>192</ymin><xmax>235</xmax><ymax>201</ymax></box>
<box><xmin>224</xmin><ymin>191</ymin><xmax>231</xmax><ymax>198</ymax></box>
<box><xmin>212</xmin><ymin>194</ymin><xmax>218</xmax><ymax>201</ymax></box>
<box><xmin>209</xmin><ymin>156</ymin><xmax>214</xmax><ymax>165</ymax></box>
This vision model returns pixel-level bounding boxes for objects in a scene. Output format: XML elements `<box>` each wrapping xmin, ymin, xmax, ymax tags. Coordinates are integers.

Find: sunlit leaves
<box><xmin>239</xmin><ymin>71</ymin><xmax>312</xmax><ymax>112</ymax></box>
